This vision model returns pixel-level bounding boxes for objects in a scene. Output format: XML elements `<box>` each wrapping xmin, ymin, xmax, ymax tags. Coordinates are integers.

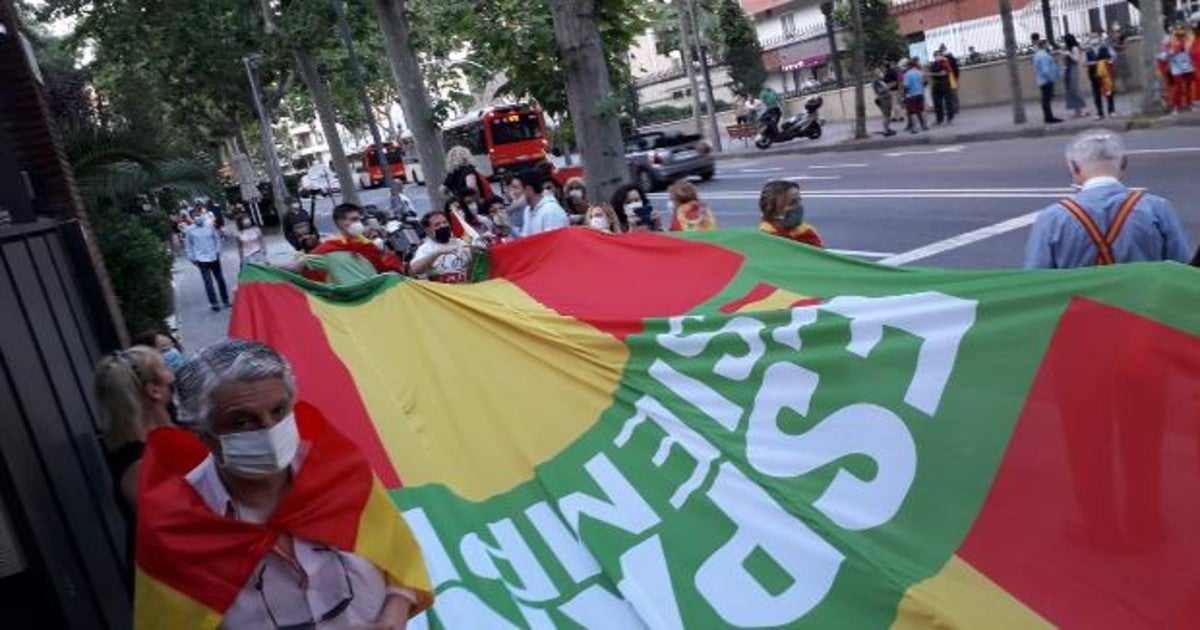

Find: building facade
<box><xmin>745</xmin><ymin>0</ymin><xmax>843</xmax><ymax>95</ymax></box>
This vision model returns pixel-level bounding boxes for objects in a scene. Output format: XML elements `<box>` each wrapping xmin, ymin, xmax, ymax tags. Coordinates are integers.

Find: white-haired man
<box><xmin>135</xmin><ymin>339</ymin><xmax>431</xmax><ymax>627</ymax></box>
<box><xmin>1023</xmin><ymin>130</ymin><xmax>1193</xmax><ymax>268</ymax></box>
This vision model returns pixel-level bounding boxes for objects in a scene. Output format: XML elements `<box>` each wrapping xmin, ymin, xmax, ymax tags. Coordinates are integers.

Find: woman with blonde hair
<box><xmin>583</xmin><ymin>203</ymin><xmax>622</xmax><ymax>234</ymax></box>
<box><xmin>563</xmin><ymin>176</ymin><xmax>590</xmax><ymax>223</ymax></box>
<box><xmin>668</xmin><ymin>180</ymin><xmax>717</xmax><ymax>231</ymax></box>
<box><xmin>443</xmin><ymin>145</ymin><xmax>491</xmax><ymax>198</ymax></box>
<box><xmin>93</xmin><ymin>346</ymin><xmax>176</xmax><ymax>520</ymax></box>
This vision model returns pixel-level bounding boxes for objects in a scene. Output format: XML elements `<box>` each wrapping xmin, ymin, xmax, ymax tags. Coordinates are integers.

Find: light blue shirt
<box><xmin>1023</xmin><ymin>178</ymin><xmax>1194</xmax><ymax>268</ymax></box>
<box><xmin>903</xmin><ymin>68</ymin><xmax>924</xmax><ymax>97</ymax></box>
<box><xmin>523</xmin><ymin>195</ymin><xmax>570</xmax><ymax>236</ymax></box>
<box><xmin>185</xmin><ymin>223</ymin><xmax>223</xmax><ymax>263</ymax></box>
<box><xmin>1033</xmin><ymin>49</ymin><xmax>1059</xmax><ymax>86</ymax></box>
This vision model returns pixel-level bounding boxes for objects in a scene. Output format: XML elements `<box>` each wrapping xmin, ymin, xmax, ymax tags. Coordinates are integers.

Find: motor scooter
<box><xmin>755</xmin><ymin>95</ymin><xmax>824</xmax><ymax>150</ymax></box>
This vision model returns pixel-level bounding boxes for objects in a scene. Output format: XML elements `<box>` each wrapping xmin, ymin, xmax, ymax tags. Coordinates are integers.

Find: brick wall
<box><xmin>893</xmin><ymin>0</ymin><xmax>1035</xmax><ymax>34</ymax></box>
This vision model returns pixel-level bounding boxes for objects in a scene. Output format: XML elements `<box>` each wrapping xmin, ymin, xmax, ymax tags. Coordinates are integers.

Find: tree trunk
<box><xmin>687</xmin><ymin>0</ymin><xmax>723</xmax><ymax>150</ymax></box>
<box><xmin>677</xmin><ymin>0</ymin><xmax>704</xmax><ymax>135</ymax></box>
<box><xmin>1138</xmin><ymin>0</ymin><xmax>1165</xmax><ymax>115</ymax></box>
<box><xmin>370</xmin><ymin>0</ymin><xmax>446</xmax><ymax>208</ymax></box>
<box><xmin>999</xmin><ymin>0</ymin><xmax>1027</xmax><ymax>124</ymax></box>
<box><xmin>294</xmin><ymin>49</ymin><xmax>361</xmax><ymax>205</ymax></box>
<box><xmin>548</xmin><ymin>0</ymin><xmax>630</xmax><ymax>208</ymax></box>
<box><xmin>849</xmin><ymin>0</ymin><xmax>868</xmax><ymax>139</ymax></box>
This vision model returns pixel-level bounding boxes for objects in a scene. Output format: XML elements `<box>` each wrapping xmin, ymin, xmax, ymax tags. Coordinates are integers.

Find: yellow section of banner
<box><xmin>310</xmin><ymin>278</ymin><xmax>627</xmax><ymax>501</ymax></box>
<box><xmin>133</xmin><ymin>567</ymin><xmax>222</xmax><ymax>629</ymax></box>
<box><xmin>734</xmin><ymin>288</ymin><xmax>811</xmax><ymax>313</ymax></box>
<box><xmin>354</xmin><ymin>480</ymin><xmax>434</xmax><ymax>612</ymax></box>
<box><xmin>891</xmin><ymin>555</ymin><xmax>1053</xmax><ymax>630</ymax></box>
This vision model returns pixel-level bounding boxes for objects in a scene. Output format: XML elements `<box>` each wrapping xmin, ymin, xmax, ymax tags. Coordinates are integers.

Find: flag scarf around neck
<box><xmin>133</xmin><ymin>402</ymin><xmax>432</xmax><ymax>627</ymax></box>
<box><xmin>223</xmin><ymin>228</ymin><xmax>1200</xmax><ymax>628</ymax></box>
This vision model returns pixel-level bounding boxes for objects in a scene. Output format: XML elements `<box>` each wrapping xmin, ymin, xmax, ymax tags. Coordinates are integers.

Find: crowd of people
<box><xmin>869</xmin><ymin>45</ymin><xmax>962</xmax><ymax>137</ymax></box>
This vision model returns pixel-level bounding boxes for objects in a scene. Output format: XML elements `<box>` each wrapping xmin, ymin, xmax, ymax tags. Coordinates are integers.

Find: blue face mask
<box><xmin>782</xmin><ymin>204</ymin><xmax>806</xmax><ymax>229</ymax></box>
<box><xmin>162</xmin><ymin>347</ymin><xmax>185</xmax><ymax>372</ymax></box>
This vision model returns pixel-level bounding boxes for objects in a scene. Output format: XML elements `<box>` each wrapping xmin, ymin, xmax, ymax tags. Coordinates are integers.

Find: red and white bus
<box><xmin>441</xmin><ymin>103</ymin><xmax>583</xmax><ymax>184</ymax></box>
<box><xmin>358</xmin><ymin>143</ymin><xmax>406</xmax><ymax>188</ymax></box>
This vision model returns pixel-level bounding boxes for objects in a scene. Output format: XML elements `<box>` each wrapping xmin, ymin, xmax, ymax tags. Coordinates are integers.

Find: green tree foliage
<box><xmin>717</xmin><ymin>0</ymin><xmax>767</xmax><ymax>94</ymax></box>
<box><xmin>834</xmin><ymin>0</ymin><xmax>907</xmax><ymax>70</ymax></box>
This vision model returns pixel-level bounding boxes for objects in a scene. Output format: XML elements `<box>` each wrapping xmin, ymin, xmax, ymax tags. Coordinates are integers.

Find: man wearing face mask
<box><xmin>758</xmin><ymin>180</ymin><xmax>825</xmax><ymax>248</ymax></box>
<box><xmin>286</xmin><ymin>203</ymin><xmax>404</xmax><ymax>284</ymax></box>
<box><xmin>504</xmin><ymin>166</ymin><xmax>569</xmax><ymax>237</ymax></box>
<box><xmin>410</xmin><ymin>210</ymin><xmax>473</xmax><ymax>283</ymax></box>
<box><xmin>184</xmin><ymin>208</ymin><xmax>232</xmax><ymax>312</ymax></box>
<box><xmin>136</xmin><ymin>340</ymin><xmax>432</xmax><ymax>627</ymax></box>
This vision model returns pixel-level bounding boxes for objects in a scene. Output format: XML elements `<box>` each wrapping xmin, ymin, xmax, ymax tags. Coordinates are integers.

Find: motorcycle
<box><xmin>755</xmin><ymin>95</ymin><xmax>824</xmax><ymax>150</ymax></box>
<box><xmin>364</xmin><ymin>203</ymin><xmax>425</xmax><ymax>263</ymax></box>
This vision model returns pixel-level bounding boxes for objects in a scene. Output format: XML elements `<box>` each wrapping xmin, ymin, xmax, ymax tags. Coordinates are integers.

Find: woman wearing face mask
<box><xmin>667</xmin><ymin>180</ymin><xmax>717</xmax><ymax>232</ymax></box>
<box><xmin>134</xmin><ymin>329</ymin><xmax>186</xmax><ymax>373</ymax></box>
<box><xmin>485</xmin><ymin>196</ymin><xmax>519</xmax><ymax>243</ymax></box>
<box><xmin>563</xmin><ymin>177</ymin><xmax>590</xmax><ymax>225</ymax></box>
<box><xmin>136</xmin><ymin>340</ymin><xmax>432</xmax><ymax>627</ymax></box>
<box><xmin>758</xmin><ymin>180</ymin><xmax>824</xmax><ymax>248</ymax></box>
<box><xmin>583</xmin><ymin>204</ymin><xmax>622</xmax><ymax>234</ymax></box>
<box><xmin>411</xmin><ymin>210</ymin><xmax>473</xmax><ymax>283</ymax></box>
<box><xmin>92</xmin><ymin>346</ymin><xmax>176</xmax><ymax>550</ymax></box>
<box><xmin>235</xmin><ymin>215</ymin><xmax>268</xmax><ymax>268</ymax></box>
<box><xmin>609</xmin><ymin>183</ymin><xmax>661</xmax><ymax>232</ymax></box>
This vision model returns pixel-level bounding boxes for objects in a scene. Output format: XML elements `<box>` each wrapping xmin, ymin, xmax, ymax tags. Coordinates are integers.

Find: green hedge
<box><xmin>91</xmin><ymin>205</ymin><xmax>174</xmax><ymax>336</ymax></box>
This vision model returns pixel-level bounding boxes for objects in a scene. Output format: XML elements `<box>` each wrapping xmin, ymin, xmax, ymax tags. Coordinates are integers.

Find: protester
<box><xmin>389</xmin><ymin>179</ymin><xmax>414</xmax><ymax>217</ymax></box>
<box><xmin>1031</xmin><ymin>34</ymin><xmax>1065</xmax><ymax>124</ymax></box>
<box><xmin>291</xmin><ymin>220</ymin><xmax>321</xmax><ymax>253</ymax></box>
<box><xmin>288</xmin><ymin>203</ymin><xmax>404</xmax><ymax>284</ymax></box>
<box><xmin>1161</xmin><ymin>24</ymin><xmax>1196</xmax><ymax>114</ymax></box>
<box><xmin>542</xmin><ymin>176</ymin><xmax>566</xmax><ymax>208</ymax></box>
<box><xmin>235</xmin><ymin>215</ymin><xmax>268</xmax><ymax>268</ymax></box>
<box><xmin>504</xmin><ymin>166</ymin><xmax>570</xmax><ymax>236</ymax></box>
<box><xmin>443</xmin><ymin>145</ymin><xmax>487</xmax><ymax>199</ymax></box>
<box><xmin>584</xmin><ymin>204</ymin><xmax>621</xmax><ymax>234</ymax></box>
<box><xmin>610</xmin><ymin>183</ymin><xmax>661</xmax><ymax>232</ymax></box>
<box><xmin>872</xmin><ymin>66</ymin><xmax>898</xmax><ymax>136</ymax></box>
<box><xmin>1085</xmin><ymin>32</ymin><xmax>1117</xmax><ymax>120</ymax></box>
<box><xmin>667</xmin><ymin>180</ymin><xmax>717</xmax><ymax>231</ymax></box>
<box><xmin>484</xmin><ymin>196</ymin><xmax>519</xmax><ymax>243</ymax></box>
<box><xmin>451</xmin><ymin>192</ymin><xmax>490</xmax><ymax>237</ymax></box>
<box><xmin>563</xmin><ymin>176</ymin><xmax>590</xmax><ymax>224</ymax></box>
<box><xmin>929</xmin><ymin>49</ymin><xmax>955</xmax><ymax>124</ymax></box>
<box><xmin>92</xmin><ymin>346</ymin><xmax>175</xmax><ymax>524</ymax></box>
<box><xmin>411</xmin><ymin>210</ymin><xmax>473</xmax><ymax>283</ymax></box>
<box><xmin>141</xmin><ymin>340</ymin><xmax>431</xmax><ymax>626</ymax></box>
<box><xmin>282</xmin><ymin>198</ymin><xmax>312</xmax><ymax>251</ymax></box>
<box><xmin>903</xmin><ymin>58</ymin><xmax>929</xmax><ymax>134</ymax></box>
<box><xmin>758</xmin><ymin>180</ymin><xmax>824</xmax><ymax>248</ymax></box>
<box><xmin>184</xmin><ymin>207</ymin><xmax>231</xmax><ymax>312</ymax></box>
<box><xmin>1059</xmin><ymin>34</ymin><xmax>1089</xmax><ymax>118</ymax></box>
<box><xmin>133</xmin><ymin>329</ymin><xmax>186</xmax><ymax>373</ymax></box>
<box><xmin>943</xmin><ymin>46</ymin><xmax>961</xmax><ymax>117</ymax></box>
<box><xmin>1023</xmin><ymin>129</ymin><xmax>1193</xmax><ymax>268</ymax></box>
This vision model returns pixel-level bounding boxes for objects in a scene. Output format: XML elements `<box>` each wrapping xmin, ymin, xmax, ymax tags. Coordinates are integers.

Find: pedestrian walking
<box><xmin>184</xmin><ymin>208</ymin><xmax>231</xmax><ymax>311</ymax></box>
<box><xmin>1032</xmin><ymin>35</ymin><xmax>1064</xmax><ymax>124</ymax></box>
<box><xmin>883</xmin><ymin>60</ymin><xmax>905</xmax><ymax>122</ymax></box>
<box><xmin>930</xmin><ymin>49</ymin><xmax>955</xmax><ymax>124</ymax></box>
<box><xmin>872</xmin><ymin>66</ymin><xmax>897</xmax><ymax>136</ymax></box>
<box><xmin>902</xmin><ymin>58</ymin><xmax>929</xmax><ymax>134</ymax></box>
<box><xmin>1085</xmin><ymin>33</ymin><xmax>1117</xmax><ymax>119</ymax></box>
<box><xmin>235</xmin><ymin>215</ymin><xmax>268</xmax><ymax>268</ymax></box>
<box><xmin>1023</xmin><ymin>129</ymin><xmax>1193</xmax><ymax>269</ymax></box>
<box><xmin>1062</xmin><ymin>34</ymin><xmax>1089</xmax><ymax>117</ymax></box>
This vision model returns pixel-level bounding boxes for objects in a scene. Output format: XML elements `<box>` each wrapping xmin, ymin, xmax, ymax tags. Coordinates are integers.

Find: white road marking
<box><xmin>1125</xmin><ymin>147</ymin><xmax>1200</xmax><ymax>155</ymax></box>
<box><xmin>829</xmin><ymin>249</ymin><xmax>896</xmax><ymax>258</ymax></box>
<box><xmin>738</xmin><ymin>167</ymin><xmax>784</xmax><ymax>173</ymax></box>
<box><xmin>713</xmin><ymin>174</ymin><xmax>842</xmax><ymax>181</ymax></box>
<box><xmin>783</xmin><ymin>175</ymin><xmax>844</xmax><ymax>180</ymax></box>
<box><xmin>878</xmin><ymin>210</ymin><xmax>1042</xmax><ymax>266</ymax></box>
<box><xmin>884</xmin><ymin>145</ymin><xmax>965</xmax><ymax>157</ymax></box>
<box><xmin>809</xmin><ymin>163</ymin><xmax>869</xmax><ymax>169</ymax></box>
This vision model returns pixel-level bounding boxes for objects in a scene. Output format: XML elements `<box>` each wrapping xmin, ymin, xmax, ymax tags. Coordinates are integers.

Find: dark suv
<box><xmin>625</xmin><ymin>131</ymin><xmax>715</xmax><ymax>192</ymax></box>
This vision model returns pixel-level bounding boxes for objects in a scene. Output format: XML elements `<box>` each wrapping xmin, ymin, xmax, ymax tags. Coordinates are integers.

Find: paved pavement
<box><xmin>173</xmin><ymin>121</ymin><xmax>1200</xmax><ymax>352</ymax></box>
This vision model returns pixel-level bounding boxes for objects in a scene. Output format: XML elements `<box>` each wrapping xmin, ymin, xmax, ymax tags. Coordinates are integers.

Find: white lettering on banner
<box><xmin>618</xmin><ymin>536</ymin><xmax>685</xmax><ymax>630</ymax></box>
<box><xmin>822</xmin><ymin>293</ymin><xmax>976</xmax><ymax>417</ymax></box>
<box><xmin>559</xmin><ymin>585</ymin><xmax>650</xmax><ymax>629</ymax></box>
<box><xmin>771</xmin><ymin>306</ymin><xmax>819</xmax><ymax>350</ymax></box>
<box><xmin>697</xmin><ymin>463</ymin><xmax>846</xmax><ymax>626</ymax></box>
<box><xmin>423</xmin><ymin>587</ymin><xmax>521</xmax><ymax>629</ymax></box>
<box><xmin>460</xmin><ymin>518</ymin><xmax>559</xmax><ymax>602</ymax></box>
<box><xmin>558</xmin><ymin>454</ymin><xmax>660</xmax><ymax>534</ymax></box>
<box><xmin>648</xmin><ymin>359</ymin><xmax>742</xmax><ymax>432</ymax></box>
<box><xmin>525</xmin><ymin>502</ymin><xmax>602</xmax><ymax>584</ymax></box>
<box><xmin>402</xmin><ymin>508</ymin><xmax>461</xmax><ymax>585</ymax></box>
<box><xmin>658</xmin><ymin>316</ymin><xmax>767</xmax><ymax>381</ymax></box>
<box><xmin>615</xmin><ymin>395</ymin><xmax>720</xmax><ymax>509</ymax></box>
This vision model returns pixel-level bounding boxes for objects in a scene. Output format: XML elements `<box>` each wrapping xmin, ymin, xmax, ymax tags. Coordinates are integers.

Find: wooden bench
<box><xmin>726</xmin><ymin>123</ymin><xmax>758</xmax><ymax>145</ymax></box>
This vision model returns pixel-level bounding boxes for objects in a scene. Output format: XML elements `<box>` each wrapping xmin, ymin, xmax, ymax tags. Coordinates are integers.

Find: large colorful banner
<box><xmin>229</xmin><ymin>228</ymin><xmax>1200</xmax><ymax>628</ymax></box>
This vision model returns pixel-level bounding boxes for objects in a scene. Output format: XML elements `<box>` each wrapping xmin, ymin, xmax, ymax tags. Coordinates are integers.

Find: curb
<box><xmin>711</xmin><ymin>113</ymin><xmax>1200</xmax><ymax>162</ymax></box>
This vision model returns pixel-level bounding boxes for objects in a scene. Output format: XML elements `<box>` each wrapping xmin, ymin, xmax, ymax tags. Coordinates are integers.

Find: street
<box><xmin>309</xmin><ymin>126</ymin><xmax>1200</xmax><ymax>269</ymax></box>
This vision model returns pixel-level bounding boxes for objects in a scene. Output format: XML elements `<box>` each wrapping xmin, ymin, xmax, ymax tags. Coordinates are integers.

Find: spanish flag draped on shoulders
<box><xmin>133</xmin><ymin>402</ymin><xmax>432</xmax><ymax>628</ymax></box>
<box><xmin>302</xmin><ymin>235</ymin><xmax>405</xmax><ymax>284</ymax></box>
<box><xmin>759</xmin><ymin>220</ymin><xmax>825</xmax><ymax>248</ymax></box>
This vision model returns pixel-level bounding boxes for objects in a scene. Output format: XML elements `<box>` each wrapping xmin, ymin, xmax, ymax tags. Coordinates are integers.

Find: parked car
<box><xmin>299</xmin><ymin>164</ymin><xmax>340</xmax><ymax>198</ymax></box>
<box><xmin>624</xmin><ymin>131</ymin><xmax>714</xmax><ymax>192</ymax></box>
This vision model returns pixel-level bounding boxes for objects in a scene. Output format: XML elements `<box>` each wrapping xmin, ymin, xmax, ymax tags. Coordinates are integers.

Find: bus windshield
<box><xmin>489</xmin><ymin>113</ymin><xmax>541</xmax><ymax>145</ymax></box>
<box><xmin>365</xmin><ymin>146</ymin><xmax>404</xmax><ymax>167</ymax></box>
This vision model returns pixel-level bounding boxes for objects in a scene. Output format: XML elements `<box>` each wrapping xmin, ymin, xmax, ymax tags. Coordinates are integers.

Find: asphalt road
<box><xmin>309</xmin><ymin>127</ymin><xmax>1200</xmax><ymax>269</ymax></box>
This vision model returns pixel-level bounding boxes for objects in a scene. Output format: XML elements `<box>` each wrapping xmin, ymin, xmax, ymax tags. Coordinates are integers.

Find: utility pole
<box><xmin>849</xmin><ymin>0</ymin><xmax>867</xmax><ymax>139</ymax></box>
<box><xmin>242</xmin><ymin>54</ymin><xmax>289</xmax><ymax>223</ymax></box>
<box><xmin>1040</xmin><ymin>0</ymin><xmax>1055</xmax><ymax>43</ymax></box>
<box><xmin>999</xmin><ymin>0</ymin><xmax>1027</xmax><ymax>124</ymax></box>
<box><xmin>331</xmin><ymin>0</ymin><xmax>394</xmax><ymax>190</ymax></box>
<box><xmin>820</xmin><ymin>2</ymin><xmax>845</xmax><ymax>87</ymax></box>
<box><xmin>677</xmin><ymin>0</ymin><xmax>704</xmax><ymax>136</ymax></box>
<box><xmin>685</xmin><ymin>0</ymin><xmax>722</xmax><ymax>151</ymax></box>
<box><xmin>1138</xmin><ymin>0</ymin><xmax>1165</xmax><ymax>115</ymax></box>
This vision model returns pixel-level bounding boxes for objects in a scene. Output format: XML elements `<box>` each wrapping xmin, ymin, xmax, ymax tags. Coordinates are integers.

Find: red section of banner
<box><xmin>961</xmin><ymin>298</ymin><xmax>1200</xmax><ymax>626</ymax></box>
<box><xmin>720</xmin><ymin>282</ymin><xmax>777</xmax><ymax>313</ymax></box>
<box><xmin>488</xmin><ymin>229</ymin><xmax>743</xmax><ymax>338</ymax></box>
<box><xmin>229</xmin><ymin>283</ymin><xmax>402</xmax><ymax>488</ymax></box>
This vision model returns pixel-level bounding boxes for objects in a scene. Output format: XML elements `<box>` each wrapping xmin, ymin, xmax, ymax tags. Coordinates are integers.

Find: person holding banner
<box><xmin>284</xmin><ymin>203</ymin><xmax>405</xmax><ymax>284</ymax></box>
<box><xmin>411</xmin><ymin>210</ymin><xmax>473</xmax><ymax>284</ymax></box>
<box><xmin>134</xmin><ymin>340</ymin><xmax>432</xmax><ymax>627</ymax></box>
<box><xmin>1023</xmin><ymin>129</ymin><xmax>1193</xmax><ymax>269</ymax></box>
<box><xmin>758</xmin><ymin>180</ymin><xmax>824</xmax><ymax>248</ymax></box>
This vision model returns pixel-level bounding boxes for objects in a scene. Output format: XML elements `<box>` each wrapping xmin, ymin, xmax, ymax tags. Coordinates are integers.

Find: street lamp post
<box><xmin>331</xmin><ymin>0</ymin><xmax>394</xmax><ymax>191</ymax></box>
<box><xmin>685</xmin><ymin>0</ymin><xmax>722</xmax><ymax>152</ymax></box>
<box><xmin>242</xmin><ymin>54</ymin><xmax>289</xmax><ymax>224</ymax></box>
<box><xmin>820</xmin><ymin>2</ymin><xmax>845</xmax><ymax>87</ymax></box>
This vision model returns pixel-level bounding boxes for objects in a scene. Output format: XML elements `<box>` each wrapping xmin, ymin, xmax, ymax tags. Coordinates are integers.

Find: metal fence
<box><xmin>923</xmin><ymin>0</ymin><xmax>1142</xmax><ymax>57</ymax></box>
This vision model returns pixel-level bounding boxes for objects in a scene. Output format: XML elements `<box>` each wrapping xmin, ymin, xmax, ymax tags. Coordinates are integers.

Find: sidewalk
<box><xmin>171</xmin><ymin>229</ymin><xmax>296</xmax><ymax>351</ymax></box>
<box><xmin>713</xmin><ymin>94</ymin><xmax>1200</xmax><ymax>160</ymax></box>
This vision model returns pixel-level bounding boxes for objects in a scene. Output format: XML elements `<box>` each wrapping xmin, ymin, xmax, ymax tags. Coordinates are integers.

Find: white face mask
<box><xmin>568</xmin><ymin>189</ymin><xmax>584</xmax><ymax>200</ymax></box>
<box><xmin>217</xmin><ymin>413</ymin><xmax>300</xmax><ymax>479</ymax></box>
<box><xmin>625</xmin><ymin>201</ymin><xmax>643</xmax><ymax>213</ymax></box>
<box><xmin>589</xmin><ymin>215</ymin><xmax>610</xmax><ymax>230</ymax></box>
<box><xmin>346</xmin><ymin>221</ymin><xmax>366</xmax><ymax>237</ymax></box>
<box><xmin>510</xmin><ymin>194</ymin><xmax>528</xmax><ymax>212</ymax></box>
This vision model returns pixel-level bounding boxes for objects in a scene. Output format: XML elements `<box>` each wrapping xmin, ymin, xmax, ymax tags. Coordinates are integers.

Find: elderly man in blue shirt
<box><xmin>1032</xmin><ymin>34</ymin><xmax>1064</xmax><ymax>124</ymax></box>
<box><xmin>184</xmin><ymin>208</ymin><xmax>232</xmax><ymax>311</ymax></box>
<box><xmin>1023</xmin><ymin>129</ymin><xmax>1194</xmax><ymax>269</ymax></box>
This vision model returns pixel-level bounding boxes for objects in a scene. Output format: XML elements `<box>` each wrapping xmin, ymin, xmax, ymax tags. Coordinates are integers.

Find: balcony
<box><xmin>759</xmin><ymin>21</ymin><xmax>828</xmax><ymax>51</ymax></box>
